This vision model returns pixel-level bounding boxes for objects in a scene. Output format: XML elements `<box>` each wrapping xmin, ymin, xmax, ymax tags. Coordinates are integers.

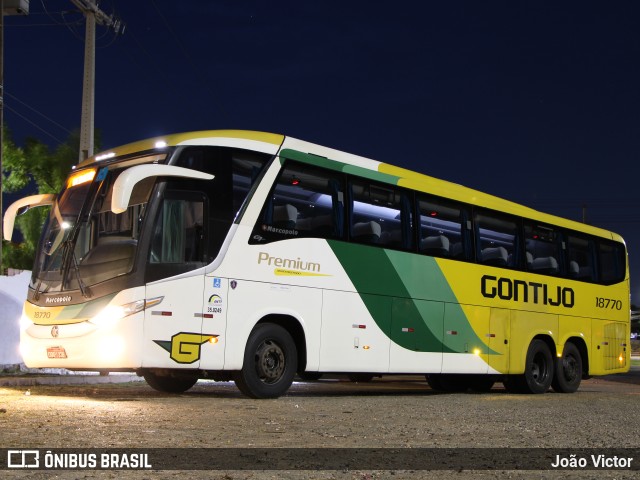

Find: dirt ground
<box><xmin>2</xmin><ymin>373</ymin><xmax>640</xmax><ymax>479</ymax></box>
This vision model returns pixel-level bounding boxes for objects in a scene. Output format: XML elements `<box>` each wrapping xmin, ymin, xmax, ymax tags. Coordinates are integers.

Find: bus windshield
<box><xmin>30</xmin><ymin>146</ymin><xmax>273</xmax><ymax>296</ymax></box>
<box><xmin>31</xmin><ymin>164</ymin><xmax>156</xmax><ymax>295</ymax></box>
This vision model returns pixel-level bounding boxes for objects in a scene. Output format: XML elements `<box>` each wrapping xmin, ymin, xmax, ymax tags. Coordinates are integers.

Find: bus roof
<box><xmin>83</xmin><ymin>129</ymin><xmax>623</xmax><ymax>244</ymax></box>
<box><xmin>282</xmin><ymin>135</ymin><xmax>624</xmax><ymax>244</ymax></box>
<box><xmin>77</xmin><ymin>130</ymin><xmax>285</xmax><ymax>169</ymax></box>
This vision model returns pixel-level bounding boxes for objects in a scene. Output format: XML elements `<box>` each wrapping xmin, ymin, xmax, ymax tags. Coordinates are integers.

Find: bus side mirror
<box><xmin>3</xmin><ymin>194</ymin><xmax>55</xmax><ymax>241</ymax></box>
<box><xmin>111</xmin><ymin>164</ymin><xmax>214</xmax><ymax>214</ymax></box>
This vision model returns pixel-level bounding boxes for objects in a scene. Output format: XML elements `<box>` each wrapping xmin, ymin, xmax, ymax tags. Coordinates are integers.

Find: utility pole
<box><xmin>1</xmin><ymin>0</ymin><xmax>29</xmax><ymax>273</ymax></box>
<box><xmin>69</xmin><ymin>0</ymin><xmax>123</xmax><ymax>163</ymax></box>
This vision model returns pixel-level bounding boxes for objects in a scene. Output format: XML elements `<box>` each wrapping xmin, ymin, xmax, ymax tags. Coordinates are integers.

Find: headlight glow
<box><xmin>18</xmin><ymin>341</ymin><xmax>31</xmax><ymax>359</ymax></box>
<box><xmin>90</xmin><ymin>297</ymin><xmax>163</xmax><ymax>327</ymax></box>
<box><xmin>97</xmin><ymin>336</ymin><xmax>125</xmax><ymax>360</ymax></box>
<box><xmin>19</xmin><ymin>312</ymin><xmax>33</xmax><ymax>332</ymax></box>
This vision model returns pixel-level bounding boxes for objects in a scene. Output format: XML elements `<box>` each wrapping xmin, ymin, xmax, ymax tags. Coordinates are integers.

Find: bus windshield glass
<box><xmin>30</xmin><ymin>146</ymin><xmax>273</xmax><ymax>295</ymax></box>
<box><xmin>31</xmin><ymin>160</ymin><xmax>158</xmax><ymax>295</ymax></box>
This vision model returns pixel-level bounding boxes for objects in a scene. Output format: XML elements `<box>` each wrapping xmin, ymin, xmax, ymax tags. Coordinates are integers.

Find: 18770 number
<box><xmin>595</xmin><ymin>297</ymin><xmax>623</xmax><ymax>310</ymax></box>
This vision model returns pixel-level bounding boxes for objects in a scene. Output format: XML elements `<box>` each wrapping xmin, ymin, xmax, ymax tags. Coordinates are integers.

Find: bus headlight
<box><xmin>90</xmin><ymin>297</ymin><xmax>163</xmax><ymax>327</ymax></box>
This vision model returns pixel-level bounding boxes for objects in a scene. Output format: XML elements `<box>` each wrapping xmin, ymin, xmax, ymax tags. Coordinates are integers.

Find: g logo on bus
<box><xmin>153</xmin><ymin>332</ymin><xmax>218</xmax><ymax>364</ymax></box>
<box><xmin>51</xmin><ymin>326</ymin><xmax>59</xmax><ymax>338</ymax></box>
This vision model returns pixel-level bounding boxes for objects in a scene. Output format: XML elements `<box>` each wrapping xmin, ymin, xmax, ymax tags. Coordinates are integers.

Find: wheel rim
<box><xmin>562</xmin><ymin>354</ymin><xmax>579</xmax><ymax>383</ymax></box>
<box><xmin>531</xmin><ymin>351</ymin><xmax>549</xmax><ymax>386</ymax></box>
<box><xmin>254</xmin><ymin>339</ymin><xmax>285</xmax><ymax>384</ymax></box>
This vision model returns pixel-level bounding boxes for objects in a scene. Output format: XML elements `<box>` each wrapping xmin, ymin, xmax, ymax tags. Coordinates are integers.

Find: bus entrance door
<box><xmin>142</xmin><ymin>275</ymin><xmax>207</xmax><ymax>368</ymax></box>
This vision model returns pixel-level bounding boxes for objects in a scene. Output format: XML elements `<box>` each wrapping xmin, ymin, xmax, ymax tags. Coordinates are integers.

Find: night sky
<box><xmin>4</xmin><ymin>1</ymin><xmax>640</xmax><ymax>301</ymax></box>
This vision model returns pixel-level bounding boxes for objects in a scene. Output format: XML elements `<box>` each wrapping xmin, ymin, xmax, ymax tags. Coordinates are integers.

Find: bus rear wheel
<box><xmin>552</xmin><ymin>342</ymin><xmax>582</xmax><ymax>393</ymax></box>
<box><xmin>234</xmin><ymin>323</ymin><xmax>297</xmax><ymax>399</ymax></box>
<box><xmin>143</xmin><ymin>370</ymin><xmax>198</xmax><ymax>393</ymax></box>
<box><xmin>504</xmin><ymin>339</ymin><xmax>553</xmax><ymax>394</ymax></box>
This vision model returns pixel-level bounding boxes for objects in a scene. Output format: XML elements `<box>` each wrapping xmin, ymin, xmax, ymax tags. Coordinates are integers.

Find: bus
<box><xmin>3</xmin><ymin>130</ymin><xmax>630</xmax><ymax>398</ymax></box>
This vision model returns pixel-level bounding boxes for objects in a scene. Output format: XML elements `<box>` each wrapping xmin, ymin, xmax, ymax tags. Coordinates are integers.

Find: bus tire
<box><xmin>552</xmin><ymin>342</ymin><xmax>582</xmax><ymax>393</ymax></box>
<box><xmin>506</xmin><ymin>339</ymin><xmax>553</xmax><ymax>394</ymax></box>
<box><xmin>143</xmin><ymin>371</ymin><xmax>198</xmax><ymax>393</ymax></box>
<box><xmin>234</xmin><ymin>323</ymin><xmax>297</xmax><ymax>399</ymax></box>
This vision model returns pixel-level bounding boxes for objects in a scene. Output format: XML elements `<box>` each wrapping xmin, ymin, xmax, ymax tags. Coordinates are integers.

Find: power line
<box><xmin>5</xmin><ymin>91</ymin><xmax>72</xmax><ymax>135</ymax></box>
<box><xmin>69</xmin><ymin>0</ymin><xmax>124</xmax><ymax>161</ymax></box>
<box><xmin>4</xmin><ymin>104</ymin><xmax>66</xmax><ymax>145</ymax></box>
<box><xmin>4</xmin><ymin>20</ymin><xmax>83</xmax><ymax>27</ymax></box>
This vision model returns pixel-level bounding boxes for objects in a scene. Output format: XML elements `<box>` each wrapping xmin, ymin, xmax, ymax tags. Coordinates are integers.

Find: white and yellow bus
<box><xmin>3</xmin><ymin>130</ymin><xmax>629</xmax><ymax>398</ymax></box>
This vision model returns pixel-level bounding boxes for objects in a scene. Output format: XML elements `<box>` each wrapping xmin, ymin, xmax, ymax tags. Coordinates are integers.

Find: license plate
<box><xmin>47</xmin><ymin>346</ymin><xmax>67</xmax><ymax>359</ymax></box>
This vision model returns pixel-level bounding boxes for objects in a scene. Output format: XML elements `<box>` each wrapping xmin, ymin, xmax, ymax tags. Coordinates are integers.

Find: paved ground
<box><xmin>1</xmin><ymin>369</ymin><xmax>640</xmax><ymax>479</ymax></box>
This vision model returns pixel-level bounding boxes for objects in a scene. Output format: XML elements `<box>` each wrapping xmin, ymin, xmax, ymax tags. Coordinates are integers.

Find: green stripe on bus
<box><xmin>328</xmin><ymin>240</ymin><xmax>497</xmax><ymax>355</ymax></box>
<box><xmin>279</xmin><ymin>149</ymin><xmax>401</xmax><ymax>185</ymax></box>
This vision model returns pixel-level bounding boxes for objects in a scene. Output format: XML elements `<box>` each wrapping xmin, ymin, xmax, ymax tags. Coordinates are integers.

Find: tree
<box><xmin>1</xmin><ymin>127</ymin><xmax>32</xmax><ymax>270</ymax></box>
<box><xmin>4</xmin><ymin>130</ymin><xmax>78</xmax><ymax>195</ymax></box>
<box><xmin>2</xmin><ymin>128</ymin><xmax>99</xmax><ymax>270</ymax></box>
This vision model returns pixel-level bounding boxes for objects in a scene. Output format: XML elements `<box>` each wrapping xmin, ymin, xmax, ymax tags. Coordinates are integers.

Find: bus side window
<box><xmin>474</xmin><ymin>210</ymin><xmax>520</xmax><ymax>268</ymax></box>
<box><xmin>149</xmin><ymin>195</ymin><xmax>206</xmax><ymax>264</ymax></box>
<box><xmin>349</xmin><ymin>180</ymin><xmax>413</xmax><ymax>250</ymax></box>
<box><xmin>252</xmin><ymin>162</ymin><xmax>345</xmax><ymax>243</ymax></box>
<box><xmin>417</xmin><ymin>196</ymin><xmax>466</xmax><ymax>259</ymax></box>
<box><xmin>524</xmin><ymin>223</ymin><xmax>562</xmax><ymax>275</ymax></box>
<box><xmin>597</xmin><ymin>240</ymin><xmax>626</xmax><ymax>284</ymax></box>
<box><xmin>565</xmin><ymin>234</ymin><xmax>595</xmax><ymax>282</ymax></box>
<box><xmin>231</xmin><ymin>151</ymin><xmax>270</xmax><ymax>216</ymax></box>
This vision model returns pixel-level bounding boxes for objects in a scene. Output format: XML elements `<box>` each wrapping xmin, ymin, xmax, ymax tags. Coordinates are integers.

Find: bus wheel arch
<box><xmin>552</xmin><ymin>339</ymin><xmax>585</xmax><ymax>393</ymax></box>
<box><xmin>570</xmin><ymin>337</ymin><xmax>589</xmax><ymax>378</ymax></box>
<box><xmin>256</xmin><ymin>314</ymin><xmax>308</xmax><ymax>375</ymax></box>
<box><xmin>234</xmin><ymin>317</ymin><xmax>302</xmax><ymax>399</ymax></box>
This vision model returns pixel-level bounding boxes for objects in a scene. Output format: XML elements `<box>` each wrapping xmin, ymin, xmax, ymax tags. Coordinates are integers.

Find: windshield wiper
<box><xmin>60</xmin><ymin>237</ymin><xmax>90</xmax><ymax>298</ymax></box>
<box><xmin>32</xmin><ymin>277</ymin><xmax>45</xmax><ymax>301</ymax></box>
<box><xmin>70</xmin><ymin>250</ymin><xmax>89</xmax><ymax>298</ymax></box>
<box><xmin>59</xmin><ymin>177</ymin><xmax>106</xmax><ymax>297</ymax></box>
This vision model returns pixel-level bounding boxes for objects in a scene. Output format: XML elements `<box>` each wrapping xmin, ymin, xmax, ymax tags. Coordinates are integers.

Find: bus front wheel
<box><xmin>552</xmin><ymin>342</ymin><xmax>582</xmax><ymax>393</ymax></box>
<box><xmin>143</xmin><ymin>370</ymin><xmax>198</xmax><ymax>393</ymax></box>
<box><xmin>234</xmin><ymin>323</ymin><xmax>297</xmax><ymax>399</ymax></box>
